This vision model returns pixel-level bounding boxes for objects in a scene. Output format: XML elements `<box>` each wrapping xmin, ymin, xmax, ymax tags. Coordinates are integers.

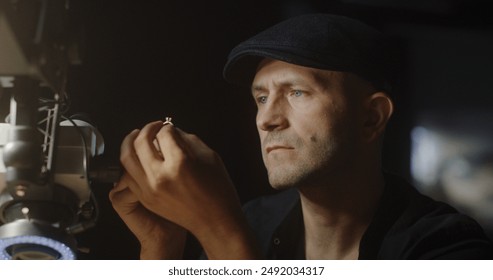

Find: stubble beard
<box><xmin>263</xmin><ymin>133</ymin><xmax>343</xmax><ymax>190</ymax></box>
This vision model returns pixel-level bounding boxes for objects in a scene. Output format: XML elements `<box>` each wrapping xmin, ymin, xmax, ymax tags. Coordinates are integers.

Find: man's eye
<box><xmin>293</xmin><ymin>90</ymin><xmax>304</xmax><ymax>97</ymax></box>
<box><xmin>257</xmin><ymin>96</ymin><xmax>268</xmax><ymax>104</ymax></box>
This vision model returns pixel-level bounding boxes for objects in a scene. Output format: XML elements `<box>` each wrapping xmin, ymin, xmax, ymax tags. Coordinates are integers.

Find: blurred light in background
<box><xmin>411</xmin><ymin>112</ymin><xmax>493</xmax><ymax>238</ymax></box>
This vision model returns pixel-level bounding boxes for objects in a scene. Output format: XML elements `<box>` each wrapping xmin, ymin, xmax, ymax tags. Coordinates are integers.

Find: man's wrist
<box><xmin>139</xmin><ymin>230</ymin><xmax>187</xmax><ymax>260</ymax></box>
<box><xmin>194</xmin><ymin>215</ymin><xmax>262</xmax><ymax>259</ymax></box>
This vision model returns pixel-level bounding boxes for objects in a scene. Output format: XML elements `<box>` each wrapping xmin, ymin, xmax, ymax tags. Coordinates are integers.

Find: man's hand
<box><xmin>119</xmin><ymin>121</ymin><xmax>261</xmax><ymax>259</ymax></box>
<box><xmin>109</xmin><ymin>172</ymin><xmax>187</xmax><ymax>259</ymax></box>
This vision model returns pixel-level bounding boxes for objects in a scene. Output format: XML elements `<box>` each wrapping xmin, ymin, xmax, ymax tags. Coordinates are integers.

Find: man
<box><xmin>109</xmin><ymin>14</ymin><xmax>493</xmax><ymax>259</ymax></box>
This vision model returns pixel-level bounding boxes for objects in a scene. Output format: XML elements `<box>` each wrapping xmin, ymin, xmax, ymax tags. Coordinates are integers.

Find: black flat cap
<box><xmin>223</xmin><ymin>13</ymin><xmax>396</xmax><ymax>92</ymax></box>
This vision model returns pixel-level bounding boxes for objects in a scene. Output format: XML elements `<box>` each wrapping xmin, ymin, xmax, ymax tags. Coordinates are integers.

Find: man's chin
<box><xmin>269</xmin><ymin>183</ymin><xmax>295</xmax><ymax>191</ymax></box>
<box><xmin>266</xmin><ymin>162</ymin><xmax>320</xmax><ymax>190</ymax></box>
<box><xmin>267</xmin><ymin>173</ymin><xmax>301</xmax><ymax>190</ymax></box>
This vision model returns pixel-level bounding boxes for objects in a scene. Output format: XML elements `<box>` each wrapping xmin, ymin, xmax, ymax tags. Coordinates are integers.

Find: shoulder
<box><xmin>378</xmin><ymin>173</ymin><xmax>493</xmax><ymax>259</ymax></box>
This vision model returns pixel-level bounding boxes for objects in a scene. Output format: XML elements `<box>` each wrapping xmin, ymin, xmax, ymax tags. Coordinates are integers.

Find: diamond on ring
<box><xmin>163</xmin><ymin>117</ymin><xmax>173</xmax><ymax>126</ymax></box>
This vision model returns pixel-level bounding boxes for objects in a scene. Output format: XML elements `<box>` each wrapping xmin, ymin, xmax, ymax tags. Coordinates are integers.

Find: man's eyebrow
<box><xmin>251</xmin><ymin>81</ymin><xmax>302</xmax><ymax>91</ymax></box>
<box><xmin>251</xmin><ymin>85</ymin><xmax>266</xmax><ymax>93</ymax></box>
<box><xmin>251</xmin><ymin>77</ymin><xmax>316</xmax><ymax>95</ymax></box>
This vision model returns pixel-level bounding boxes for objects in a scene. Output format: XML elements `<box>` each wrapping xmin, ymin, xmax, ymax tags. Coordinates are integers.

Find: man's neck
<box><xmin>298</xmin><ymin>169</ymin><xmax>385</xmax><ymax>260</ymax></box>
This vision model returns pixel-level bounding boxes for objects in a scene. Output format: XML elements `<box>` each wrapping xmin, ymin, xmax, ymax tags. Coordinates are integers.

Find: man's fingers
<box><xmin>133</xmin><ymin>121</ymin><xmax>164</xmax><ymax>162</ymax></box>
<box><xmin>132</xmin><ymin>121</ymin><xmax>178</xmax><ymax>181</ymax></box>
<box><xmin>120</xmin><ymin>130</ymin><xmax>153</xmax><ymax>196</ymax></box>
<box><xmin>120</xmin><ymin>129</ymin><xmax>145</xmax><ymax>175</ymax></box>
<box><xmin>120</xmin><ymin>129</ymin><xmax>140</xmax><ymax>162</ymax></box>
<box><xmin>155</xmin><ymin>125</ymin><xmax>189</xmax><ymax>165</ymax></box>
<box><xmin>109</xmin><ymin>186</ymin><xmax>140</xmax><ymax>214</ymax></box>
<box><xmin>113</xmin><ymin>171</ymin><xmax>134</xmax><ymax>192</ymax></box>
<box><xmin>109</xmin><ymin>187</ymin><xmax>139</xmax><ymax>205</ymax></box>
<box><xmin>114</xmin><ymin>171</ymin><xmax>143</xmax><ymax>200</ymax></box>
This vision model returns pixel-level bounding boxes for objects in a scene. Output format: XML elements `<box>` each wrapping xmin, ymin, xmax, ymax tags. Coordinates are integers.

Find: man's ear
<box><xmin>363</xmin><ymin>92</ymin><xmax>394</xmax><ymax>142</ymax></box>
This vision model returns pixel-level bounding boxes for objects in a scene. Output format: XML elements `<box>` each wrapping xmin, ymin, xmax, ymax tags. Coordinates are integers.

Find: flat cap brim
<box><xmin>223</xmin><ymin>14</ymin><xmax>395</xmax><ymax>92</ymax></box>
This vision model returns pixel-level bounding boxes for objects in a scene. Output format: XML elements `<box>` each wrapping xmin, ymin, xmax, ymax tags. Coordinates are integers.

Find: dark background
<box><xmin>34</xmin><ymin>0</ymin><xmax>492</xmax><ymax>259</ymax></box>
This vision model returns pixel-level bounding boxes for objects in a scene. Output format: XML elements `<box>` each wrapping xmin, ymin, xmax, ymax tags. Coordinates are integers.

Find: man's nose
<box><xmin>256</xmin><ymin>99</ymin><xmax>288</xmax><ymax>131</ymax></box>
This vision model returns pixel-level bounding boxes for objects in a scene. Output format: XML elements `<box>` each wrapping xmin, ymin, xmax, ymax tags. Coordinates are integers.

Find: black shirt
<box><xmin>242</xmin><ymin>173</ymin><xmax>493</xmax><ymax>259</ymax></box>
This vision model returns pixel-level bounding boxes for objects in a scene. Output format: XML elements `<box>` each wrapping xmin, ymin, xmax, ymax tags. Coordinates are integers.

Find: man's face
<box><xmin>251</xmin><ymin>59</ymin><xmax>365</xmax><ymax>190</ymax></box>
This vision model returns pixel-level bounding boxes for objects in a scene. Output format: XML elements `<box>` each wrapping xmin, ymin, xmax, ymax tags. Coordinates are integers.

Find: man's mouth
<box><xmin>266</xmin><ymin>145</ymin><xmax>294</xmax><ymax>154</ymax></box>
